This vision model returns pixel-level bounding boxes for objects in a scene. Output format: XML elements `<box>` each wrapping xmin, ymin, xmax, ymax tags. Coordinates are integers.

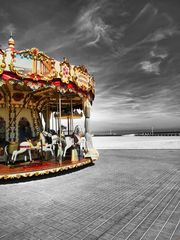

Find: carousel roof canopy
<box><xmin>0</xmin><ymin>36</ymin><xmax>95</xmax><ymax>101</ymax></box>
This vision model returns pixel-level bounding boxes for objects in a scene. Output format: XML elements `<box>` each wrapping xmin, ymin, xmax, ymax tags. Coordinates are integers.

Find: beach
<box><xmin>93</xmin><ymin>136</ymin><xmax>180</xmax><ymax>149</ymax></box>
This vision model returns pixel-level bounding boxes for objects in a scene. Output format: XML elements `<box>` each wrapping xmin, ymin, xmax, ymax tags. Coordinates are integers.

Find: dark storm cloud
<box><xmin>92</xmin><ymin>0</ymin><xmax>180</xmax><ymax>130</ymax></box>
<box><xmin>0</xmin><ymin>0</ymin><xmax>180</xmax><ymax>130</ymax></box>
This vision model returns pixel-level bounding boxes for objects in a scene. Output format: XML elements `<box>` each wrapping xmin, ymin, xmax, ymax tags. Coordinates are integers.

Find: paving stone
<box><xmin>172</xmin><ymin>233</ymin><xmax>180</xmax><ymax>240</ymax></box>
<box><xmin>0</xmin><ymin>150</ymin><xmax>179</xmax><ymax>240</ymax></box>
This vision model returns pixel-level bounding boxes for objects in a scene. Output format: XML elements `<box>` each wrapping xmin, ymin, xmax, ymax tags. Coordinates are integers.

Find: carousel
<box><xmin>0</xmin><ymin>36</ymin><xmax>99</xmax><ymax>180</ymax></box>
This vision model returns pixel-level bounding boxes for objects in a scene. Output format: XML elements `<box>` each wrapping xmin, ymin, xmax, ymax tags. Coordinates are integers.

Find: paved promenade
<box><xmin>0</xmin><ymin>150</ymin><xmax>179</xmax><ymax>240</ymax></box>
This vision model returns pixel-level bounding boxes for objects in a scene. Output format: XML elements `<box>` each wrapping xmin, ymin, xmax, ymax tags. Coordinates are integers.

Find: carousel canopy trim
<box><xmin>0</xmin><ymin>37</ymin><xmax>95</xmax><ymax>100</ymax></box>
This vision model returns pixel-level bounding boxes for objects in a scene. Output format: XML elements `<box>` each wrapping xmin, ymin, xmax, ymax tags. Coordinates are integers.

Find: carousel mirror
<box><xmin>11</xmin><ymin>48</ymin><xmax>56</xmax><ymax>80</ymax></box>
<box><xmin>18</xmin><ymin>117</ymin><xmax>32</xmax><ymax>142</ymax></box>
<box><xmin>14</xmin><ymin>53</ymin><xmax>32</xmax><ymax>75</ymax></box>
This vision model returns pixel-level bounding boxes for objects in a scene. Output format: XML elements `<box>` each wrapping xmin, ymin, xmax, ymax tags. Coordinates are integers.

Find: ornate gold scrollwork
<box><xmin>59</xmin><ymin>57</ymin><xmax>72</xmax><ymax>84</ymax></box>
<box><xmin>10</xmin><ymin>48</ymin><xmax>57</xmax><ymax>80</ymax></box>
<box><xmin>0</xmin><ymin>49</ymin><xmax>6</xmax><ymax>75</ymax></box>
<box><xmin>0</xmin><ymin>158</ymin><xmax>92</xmax><ymax>180</ymax></box>
<box><xmin>74</xmin><ymin>65</ymin><xmax>92</xmax><ymax>91</ymax></box>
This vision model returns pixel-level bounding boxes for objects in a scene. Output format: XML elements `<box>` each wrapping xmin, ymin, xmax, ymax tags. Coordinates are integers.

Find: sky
<box><xmin>0</xmin><ymin>0</ymin><xmax>180</xmax><ymax>132</ymax></box>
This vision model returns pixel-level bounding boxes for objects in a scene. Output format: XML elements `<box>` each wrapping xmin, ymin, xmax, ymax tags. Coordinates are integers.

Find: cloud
<box><xmin>146</xmin><ymin>27</ymin><xmax>179</xmax><ymax>42</ymax></box>
<box><xmin>92</xmin><ymin>79</ymin><xmax>180</xmax><ymax>131</ymax></box>
<box><xmin>75</xmin><ymin>2</ymin><xmax>112</xmax><ymax>47</ymax></box>
<box><xmin>2</xmin><ymin>23</ymin><xmax>16</xmax><ymax>35</ymax></box>
<box><xmin>131</xmin><ymin>3</ymin><xmax>158</xmax><ymax>25</ymax></box>
<box><xmin>84</xmin><ymin>1</ymin><xmax>180</xmax><ymax>130</ymax></box>
<box><xmin>0</xmin><ymin>8</ymin><xmax>8</xmax><ymax>18</ymax></box>
<box><xmin>16</xmin><ymin>20</ymin><xmax>56</xmax><ymax>47</ymax></box>
<box><xmin>0</xmin><ymin>0</ymin><xmax>179</xmax><ymax>131</ymax></box>
<box><xmin>119</xmin><ymin>3</ymin><xmax>179</xmax><ymax>58</ymax></box>
<box><xmin>150</xmin><ymin>46</ymin><xmax>168</xmax><ymax>59</ymax></box>
<box><xmin>0</xmin><ymin>22</ymin><xmax>16</xmax><ymax>48</ymax></box>
<box><xmin>140</xmin><ymin>61</ymin><xmax>160</xmax><ymax>74</ymax></box>
<box><xmin>0</xmin><ymin>7</ymin><xmax>16</xmax><ymax>46</ymax></box>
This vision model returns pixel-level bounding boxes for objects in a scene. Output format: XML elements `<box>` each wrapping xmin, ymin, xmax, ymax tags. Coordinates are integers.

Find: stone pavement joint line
<box><xmin>110</xmin><ymin>184</ymin><xmax>180</xmax><ymax>240</ymax></box>
<box><xmin>67</xmin><ymin>170</ymin><xmax>178</xmax><ymax>239</ymax></box>
<box><xmin>0</xmin><ymin>149</ymin><xmax>179</xmax><ymax>240</ymax></box>
<box><xmin>75</xmin><ymin>174</ymin><xmax>179</xmax><ymax>240</ymax></box>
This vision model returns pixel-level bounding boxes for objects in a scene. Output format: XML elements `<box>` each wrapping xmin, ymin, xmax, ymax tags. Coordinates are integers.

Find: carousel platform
<box><xmin>0</xmin><ymin>158</ymin><xmax>93</xmax><ymax>180</ymax></box>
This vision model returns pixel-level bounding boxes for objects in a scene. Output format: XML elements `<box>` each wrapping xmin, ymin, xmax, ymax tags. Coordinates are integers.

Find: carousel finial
<box><xmin>8</xmin><ymin>32</ymin><xmax>15</xmax><ymax>49</ymax></box>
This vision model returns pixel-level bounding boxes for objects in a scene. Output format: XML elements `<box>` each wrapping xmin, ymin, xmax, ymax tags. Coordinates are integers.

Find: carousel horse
<box><xmin>45</xmin><ymin>129</ymin><xmax>65</xmax><ymax>158</ymax></box>
<box><xmin>63</xmin><ymin>125</ymin><xmax>86</xmax><ymax>158</ymax></box>
<box><xmin>39</xmin><ymin>130</ymin><xmax>64</xmax><ymax>158</ymax></box>
<box><xmin>11</xmin><ymin>140</ymin><xmax>33</xmax><ymax>163</ymax></box>
<box><xmin>38</xmin><ymin>131</ymin><xmax>54</xmax><ymax>157</ymax></box>
<box><xmin>63</xmin><ymin>137</ymin><xmax>74</xmax><ymax>158</ymax></box>
<box><xmin>50</xmin><ymin>130</ymin><xmax>63</xmax><ymax>158</ymax></box>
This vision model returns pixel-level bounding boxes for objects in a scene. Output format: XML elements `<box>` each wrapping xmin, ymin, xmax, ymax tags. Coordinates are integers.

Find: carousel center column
<box><xmin>83</xmin><ymin>98</ymin><xmax>99</xmax><ymax>161</ymax></box>
<box><xmin>83</xmin><ymin>98</ymin><xmax>91</xmax><ymax>135</ymax></box>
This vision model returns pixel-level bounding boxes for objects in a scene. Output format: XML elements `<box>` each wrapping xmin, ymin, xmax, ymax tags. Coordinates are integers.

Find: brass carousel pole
<box><xmin>70</xmin><ymin>98</ymin><xmax>73</xmax><ymax>134</ymax></box>
<box><xmin>46</xmin><ymin>100</ymin><xmax>50</xmax><ymax>131</ymax></box>
<box><xmin>56</xmin><ymin>101</ymin><xmax>58</xmax><ymax>133</ymax></box>
<box><xmin>67</xmin><ymin>117</ymin><xmax>70</xmax><ymax>135</ymax></box>
<box><xmin>51</xmin><ymin>111</ymin><xmax>54</xmax><ymax>130</ymax></box>
<box><xmin>46</xmin><ymin>102</ymin><xmax>48</xmax><ymax>131</ymax></box>
<box><xmin>58</xmin><ymin>94</ymin><xmax>62</xmax><ymax>164</ymax></box>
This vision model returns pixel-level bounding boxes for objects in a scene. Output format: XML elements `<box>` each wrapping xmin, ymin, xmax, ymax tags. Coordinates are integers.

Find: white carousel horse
<box><xmin>37</xmin><ymin>131</ymin><xmax>54</xmax><ymax>157</ymax></box>
<box><xmin>41</xmin><ymin>130</ymin><xmax>64</xmax><ymax>158</ymax></box>
<box><xmin>73</xmin><ymin>125</ymin><xmax>86</xmax><ymax>151</ymax></box>
<box><xmin>63</xmin><ymin>136</ymin><xmax>86</xmax><ymax>157</ymax></box>
<box><xmin>63</xmin><ymin>125</ymin><xmax>86</xmax><ymax>158</ymax></box>
<box><xmin>11</xmin><ymin>141</ymin><xmax>32</xmax><ymax>163</ymax></box>
<box><xmin>39</xmin><ymin>130</ymin><xmax>64</xmax><ymax>157</ymax></box>
<box><xmin>52</xmin><ymin>134</ymin><xmax>60</xmax><ymax>145</ymax></box>
<box><xmin>63</xmin><ymin>136</ymin><xmax>74</xmax><ymax>157</ymax></box>
<box><xmin>39</xmin><ymin>128</ymin><xmax>85</xmax><ymax>159</ymax></box>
